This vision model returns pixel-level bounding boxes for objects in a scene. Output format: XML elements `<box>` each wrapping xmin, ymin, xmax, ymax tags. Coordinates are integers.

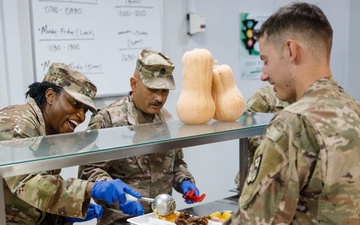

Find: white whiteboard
<box><xmin>30</xmin><ymin>0</ymin><xmax>163</xmax><ymax>97</ymax></box>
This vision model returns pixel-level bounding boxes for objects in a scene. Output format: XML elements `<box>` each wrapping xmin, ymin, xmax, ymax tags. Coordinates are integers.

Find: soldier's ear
<box><xmin>45</xmin><ymin>88</ymin><xmax>55</xmax><ymax>106</ymax></box>
<box><xmin>130</xmin><ymin>77</ymin><xmax>137</xmax><ymax>92</ymax></box>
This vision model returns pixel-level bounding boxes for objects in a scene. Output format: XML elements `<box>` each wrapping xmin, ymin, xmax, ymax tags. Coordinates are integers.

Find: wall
<box><xmin>347</xmin><ymin>0</ymin><xmax>360</xmax><ymax>99</ymax></box>
<box><xmin>0</xmin><ymin>1</ymin><xmax>359</xmax><ymax>224</ymax></box>
<box><xmin>0</xmin><ymin>1</ymin><xmax>7</xmax><ymax>108</ymax></box>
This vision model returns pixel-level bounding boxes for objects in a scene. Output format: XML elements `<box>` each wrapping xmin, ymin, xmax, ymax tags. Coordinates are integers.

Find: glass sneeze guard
<box><xmin>0</xmin><ymin>112</ymin><xmax>274</xmax><ymax>177</ymax></box>
<box><xmin>0</xmin><ymin>112</ymin><xmax>274</xmax><ymax>224</ymax></box>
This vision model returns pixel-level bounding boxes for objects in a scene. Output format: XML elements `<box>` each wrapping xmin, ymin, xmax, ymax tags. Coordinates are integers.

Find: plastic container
<box><xmin>127</xmin><ymin>212</ymin><xmax>222</xmax><ymax>225</ymax></box>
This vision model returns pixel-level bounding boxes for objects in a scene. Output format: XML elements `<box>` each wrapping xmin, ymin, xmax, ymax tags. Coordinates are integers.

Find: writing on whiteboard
<box><xmin>40</xmin><ymin>60</ymin><xmax>103</xmax><ymax>74</ymax></box>
<box><xmin>31</xmin><ymin>0</ymin><xmax>162</xmax><ymax>96</ymax></box>
<box><xmin>39</xmin><ymin>25</ymin><xmax>95</xmax><ymax>39</ymax></box>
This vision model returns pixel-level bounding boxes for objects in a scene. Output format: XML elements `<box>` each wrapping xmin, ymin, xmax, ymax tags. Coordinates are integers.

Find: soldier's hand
<box><xmin>181</xmin><ymin>180</ymin><xmax>205</xmax><ymax>204</ymax></box>
<box><xmin>90</xmin><ymin>179</ymin><xmax>142</xmax><ymax>204</ymax></box>
<box><xmin>120</xmin><ymin>201</ymin><xmax>145</xmax><ymax>216</ymax></box>
<box><xmin>66</xmin><ymin>202</ymin><xmax>103</xmax><ymax>222</ymax></box>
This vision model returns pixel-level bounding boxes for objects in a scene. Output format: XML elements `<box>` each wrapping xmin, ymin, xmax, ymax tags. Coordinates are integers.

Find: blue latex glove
<box><xmin>90</xmin><ymin>179</ymin><xmax>142</xmax><ymax>204</ymax></box>
<box><xmin>120</xmin><ymin>201</ymin><xmax>145</xmax><ymax>216</ymax></box>
<box><xmin>181</xmin><ymin>180</ymin><xmax>199</xmax><ymax>204</ymax></box>
<box><xmin>66</xmin><ymin>202</ymin><xmax>103</xmax><ymax>223</ymax></box>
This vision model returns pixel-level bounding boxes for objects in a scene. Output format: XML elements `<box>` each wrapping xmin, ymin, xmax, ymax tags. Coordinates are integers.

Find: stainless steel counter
<box><xmin>0</xmin><ymin>112</ymin><xmax>274</xmax><ymax>224</ymax></box>
<box><xmin>180</xmin><ymin>197</ymin><xmax>239</xmax><ymax>217</ymax></box>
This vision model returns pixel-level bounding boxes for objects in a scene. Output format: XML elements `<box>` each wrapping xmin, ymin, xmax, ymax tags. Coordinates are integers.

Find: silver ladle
<box><xmin>126</xmin><ymin>193</ymin><xmax>176</xmax><ymax>216</ymax></box>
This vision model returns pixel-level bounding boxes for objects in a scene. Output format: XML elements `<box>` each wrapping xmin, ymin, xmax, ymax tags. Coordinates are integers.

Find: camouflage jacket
<box><xmin>235</xmin><ymin>86</ymin><xmax>290</xmax><ymax>188</ymax></box>
<box><xmin>246</xmin><ymin>85</ymin><xmax>290</xmax><ymax>153</ymax></box>
<box><xmin>79</xmin><ymin>92</ymin><xmax>195</xmax><ymax>224</ymax></box>
<box><xmin>246</xmin><ymin>86</ymin><xmax>290</xmax><ymax>113</ymax></box>
<box><xmin>226</xmin><ymin>77</ymin><xmax>360</xmax><ymax>224</ymax></box>
<box><xmin>0</xmin><ymin>98</ymin><xmax>90</xmax><ymax>225</ymax></box>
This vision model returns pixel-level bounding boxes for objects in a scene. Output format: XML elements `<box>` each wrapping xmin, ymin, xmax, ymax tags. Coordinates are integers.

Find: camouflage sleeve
<box><xmin>172</xmin><ymin>148</ymin><xmax>195</xmax><ymax>193</ymax></box>
<box><xmin>78</xmin><ymin>161</ymin><xmax>114</xmax><ymax>182</ymax></box>
<box><xmin>229</xmin><ymin>113</ymin><xmax>315</xmax><ymax>224</ymax></box>
<box><xmin>235</xmin><ymin>135</ymin><xmax>263</xmax><ymax>190</ymax></box>
<box><xmin>5</xmin><ymin>172</ymin><xmax>90</xmax><ymax>218</ymax></box>
<box><xmin>78</xmin><ymin>161</ymin><xmax>115</xmax><ymax>207</ymax></box>
<box><xmin>246</xmin><ymin>86</ymin><xmax>274</xmax><ymax>112</ymax></box>
<box><xmin>0</xmin><ymin>105</ymin><xmax>44</xmax><ymax>140</ymax></box>
<box><xmin>87</xmin><ymin>110</ymin><xmax>113</xmax><ymax>130</ymax></box>
<box><xmin>246</xmin><ymin>86</ymin><xmax>289</xmax><ymax>113</ymax></box>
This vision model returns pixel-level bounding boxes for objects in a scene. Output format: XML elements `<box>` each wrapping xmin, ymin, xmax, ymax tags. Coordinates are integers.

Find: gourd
<box><xmin>176</xmin><ymin>48</ymin><xmax>215</xmax><ymax>124</ymax></box>
<box><xmin>212</xmin><ymin>61</ymin><xmax>244</xmax><ymax>121</ymax></box>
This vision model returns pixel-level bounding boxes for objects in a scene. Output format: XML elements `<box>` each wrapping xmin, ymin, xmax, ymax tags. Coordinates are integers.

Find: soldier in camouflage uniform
<box><xmin>234</xmin><ymin>86</ymin><xmax>290</xmax><ymax>189</ymax></box>
<box><xmin>78</xmin><ymin>49</ymin><xmax>201</xmax><ymax>225</ymax></box>
<box><xmin>225</xmin><ymin>2</ymin><xmax>360</xmax><ymax>225</ymax></box>
<box><xmin>0</xmin><ymin>63</ymin><xmax>142</xmax><ymax>224</ymax></box>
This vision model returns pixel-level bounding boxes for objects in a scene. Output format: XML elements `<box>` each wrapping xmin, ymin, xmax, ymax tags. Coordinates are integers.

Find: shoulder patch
<box><xmin>247</xmin><ymin>154</ymin><xmax>262</xmax><ymax>184</ymax></box>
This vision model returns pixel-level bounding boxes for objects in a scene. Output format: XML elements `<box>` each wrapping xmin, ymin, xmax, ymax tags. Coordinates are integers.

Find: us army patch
<box><xmin>247</xmin><ymin>155</ymin><xmax>262</xmax><ymax>184</ymax></box>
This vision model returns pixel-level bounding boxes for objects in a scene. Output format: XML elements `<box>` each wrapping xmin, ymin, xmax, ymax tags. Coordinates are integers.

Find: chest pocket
<box><xmin>112</xmin><ymin>151</ymin><xmax>176</xmax><ymax>178</ymax></box>
<box><xmin>112</xmin><ymin>157</ymin><xmax>145</xmax><ymax>177</ymax></box>
<box><xmin>149</xmin><ymin>151</ymin><xmax>175</xmax><ymax>175</ymax></box>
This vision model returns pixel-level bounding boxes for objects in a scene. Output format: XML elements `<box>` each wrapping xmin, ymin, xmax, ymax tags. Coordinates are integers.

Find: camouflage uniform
<box><xmin>79</xmin><ymin>92</ymin><xmax>195</xmax><ymax>225</ymax></box>
<box><xmin>246</xmin><ymin>86</ymin><xmax>290</xmax><ymax>114</ymax></box>
<box><xmin>0</xmin><ymin>62</ymin><xmax>97</xmax><ymax>224</ymax></box>
<box><xmin>225</xmin><ymin>77</ymin><xmax>360</xmax><ymax>224</ymax></box>
<box><xmin>235</xmin><ymin>86</ymin><xmax>290</xmax><ymax>188</ymax></box>
<box><xmin>0</xmin><ymin>98</ymin><xmax>90</xmax><ymax>225</ymax></box>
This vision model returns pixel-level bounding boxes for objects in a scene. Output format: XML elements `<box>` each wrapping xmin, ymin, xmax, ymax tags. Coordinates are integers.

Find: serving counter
<box><xmin>0</xmin><ymin>112</ymin><xmax>274</xmax><ymax>224</ymax></box>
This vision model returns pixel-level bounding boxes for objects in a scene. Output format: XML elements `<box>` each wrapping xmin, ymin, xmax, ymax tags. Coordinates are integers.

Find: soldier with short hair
<box><xmin>79</xmin><ymin>49</ymin><xmax>202</xmax><ymax>225</ymax></box>
<box><xmin>0</xmin><ymin>62</ymin><xmax>142</xmax><ymax>224</ymax></box>
<box><xmin>225</xmin><ymin>2</ymin><xmax>360</xmax><ymax>224</ymax></box>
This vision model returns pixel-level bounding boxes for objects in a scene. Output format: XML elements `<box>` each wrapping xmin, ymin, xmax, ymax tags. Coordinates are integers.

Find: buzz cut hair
<box><xmin>254</xmin><ymin>2</ymin><xmax>333</xmax><ymax>59</ymax></box>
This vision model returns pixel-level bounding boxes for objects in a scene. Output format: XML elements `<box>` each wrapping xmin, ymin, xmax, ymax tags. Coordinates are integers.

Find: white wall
<box><xmin>0</xmin><ymin>1</ymin><xmax>8</xmax><ymax>108</ymax></box>
<box><xmin>347</xmin><ymin>0</ymin><xmax>360</xmax><ymax>100</ymax></box>
<box><xmin>1</xmin><ymin>1</ymin><xmax>359</xmax><ymax>224</ymax></box>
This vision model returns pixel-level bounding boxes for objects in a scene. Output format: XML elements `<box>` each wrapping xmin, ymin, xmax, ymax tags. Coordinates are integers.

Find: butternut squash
<box><xmin>176</xmin><ymin>48</ymin><xmax>215</xmax><ymax>124</ymax></box>
<box><xmin>212</xmin><ymin>61</ymin><xmax>244</xmax><ymax>121</ymax></box>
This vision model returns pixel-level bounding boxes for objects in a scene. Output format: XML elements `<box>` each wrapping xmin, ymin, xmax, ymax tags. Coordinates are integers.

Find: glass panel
<box><xmin>0</xmin><ymin>112</ymin><xmax>274</xmax><ymax>167</ymax></box>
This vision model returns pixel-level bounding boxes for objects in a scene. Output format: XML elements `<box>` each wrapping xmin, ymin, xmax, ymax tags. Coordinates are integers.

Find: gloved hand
<box><xmin>181</xmin><ymin>180</ymin><xmax>202</xmax><ymax>204</ymax></box>
<box><xmin>120</xmin><ymin>201</ymin><xmax>145</xmax><ymax>216</ymax></box>
<box><xmin>90</xmin><ymin>179</ymin><xmax>142</xmax><ymax>204</ymax></box>
<box><xmin>66</xmin><ymin>202</ymin><xmax>103</xmax><ymax>223</ymax></box>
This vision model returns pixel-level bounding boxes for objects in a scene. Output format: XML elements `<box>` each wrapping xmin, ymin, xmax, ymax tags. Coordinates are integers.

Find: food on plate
<box><xmin>155</xmin><ymin>211</ymin><xmax>180</xmax><ymax>222</ymax></box>
<box><xmin>174</xmin><ymin>210</ymin><xmax>208</xmax><ymax>225</ymax></box>
<box><xmin>209</xmin><ymin>211</ymin><xmax>232</xmax><ymax>221</ymax></box>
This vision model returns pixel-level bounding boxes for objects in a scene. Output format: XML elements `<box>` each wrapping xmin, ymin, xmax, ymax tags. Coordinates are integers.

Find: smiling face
<box><xmin>43</xmin><ymin>88</ymin><xmax>89</xmax><ymax>134</ymax></box>
<box><xmin>259</xmin><ymin>35</ymin><xmax>296</xmax><ymax>102</ymax></box>
<box><xmin>130</xmin><ymin>70</ymin><xmax>170</xmax><ymax>115</ymax></box>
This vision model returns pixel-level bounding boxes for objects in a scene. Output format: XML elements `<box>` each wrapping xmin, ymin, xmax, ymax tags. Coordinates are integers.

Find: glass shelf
<box><xmin>0</xmin><ymin>112</ymin><xmax>274</xmax><ymax>224</ymax></box>
<box><xmin>0</xmin><ymin>112</ymin><xmax>274</xmax><ymax>177</ymax></box>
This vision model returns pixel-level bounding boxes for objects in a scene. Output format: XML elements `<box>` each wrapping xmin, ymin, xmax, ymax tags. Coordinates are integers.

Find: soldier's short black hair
<box><xmin>254</xmin><ymin>2</ymin><xmax>332</xmax><ymax>57</ymax></box>
<box><xmin>25</xmin><ymin>81</ymin><xmax>62</xmax><ymax>110</ymax></box>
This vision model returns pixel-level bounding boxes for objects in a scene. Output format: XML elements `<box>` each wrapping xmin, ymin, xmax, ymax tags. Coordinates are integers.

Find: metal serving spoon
<box><xmin>127</xmin><ymin>193</ymin><xmax>176</xmax><ymax>216</ymax></box>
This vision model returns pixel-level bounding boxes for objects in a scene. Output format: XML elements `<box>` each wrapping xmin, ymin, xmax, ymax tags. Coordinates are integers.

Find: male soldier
<box><xmin>225</xmin><ymin>2</ymin><xmax>360</xmax><ymax>224</ymax></box>
<box><xmin>79</xmin><ymin>49</ymin><xmax>203</xmax><ymax>224</ymax></box>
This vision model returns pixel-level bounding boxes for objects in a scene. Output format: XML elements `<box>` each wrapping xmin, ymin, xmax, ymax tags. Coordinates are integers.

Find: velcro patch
<box><xmin>247</xmin><ymin>155</ymin><xmax>262</xmax><ymax>184</ymax></box>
